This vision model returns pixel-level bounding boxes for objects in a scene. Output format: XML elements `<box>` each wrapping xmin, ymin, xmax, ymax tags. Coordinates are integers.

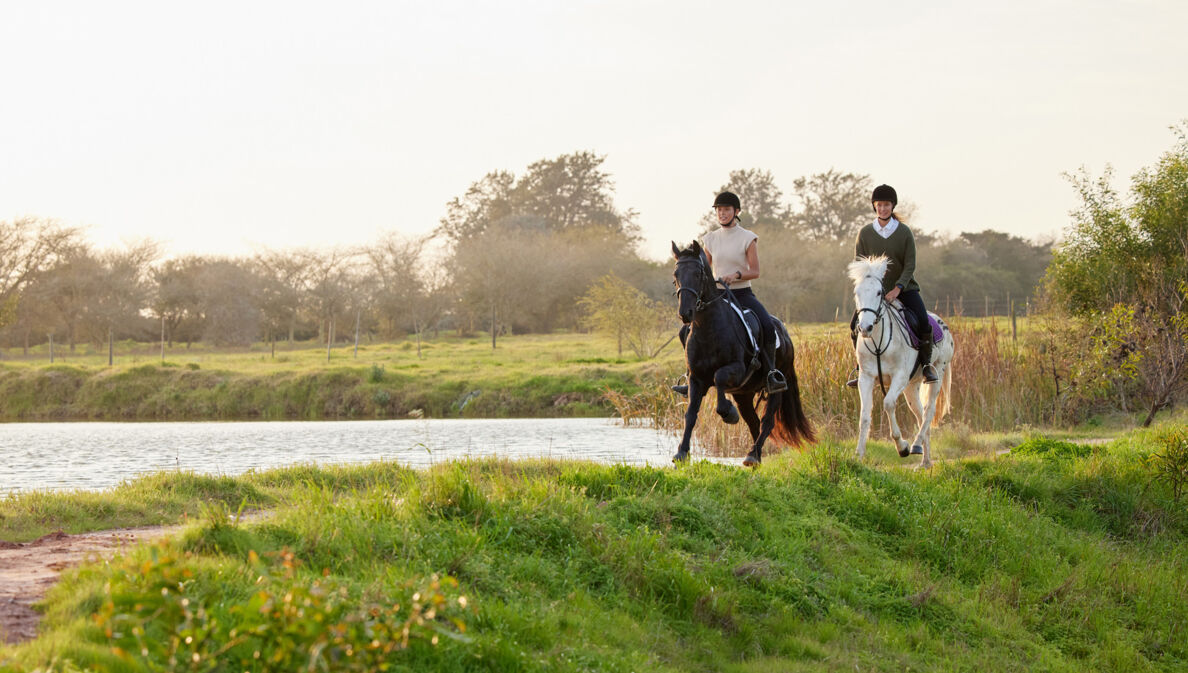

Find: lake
<box><xmin>0</xmin><ymin>418</ymin><xmax>684</xmax><ymax>493</ymax></box>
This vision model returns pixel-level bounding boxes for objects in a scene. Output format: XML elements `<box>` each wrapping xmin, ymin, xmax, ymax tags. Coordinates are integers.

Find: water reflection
<box><xmin>0</xmin><ymin>418</ymin><xmax>686</xmax><ymax>493</ymax></box>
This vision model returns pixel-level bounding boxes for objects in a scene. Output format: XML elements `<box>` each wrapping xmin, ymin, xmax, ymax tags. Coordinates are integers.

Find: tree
<box><xmin>1046</xmin><ymin>122</ymin><xmax>1188</xmax><ymax>425</ymax></box>
<box><xmin>788</xmin><ymin>170</ymin><xmax>873</xmax><ymax>243</ymax></box>
<box><xmin>699</xmin><ymin>169</ymin><xmax>790</xmax><ymax>234</ymax></box>
<box><xmin>255</xmin><ymin>249</ymin><xmax>313</xmax><ymax>344</ymax></box>
<box><xmin>0</xmin><ymin>217</ymin><xmax>78</xmax><ymax>330</ymax></box>
<box><xmin>440</xmin><ymin>151</ymin><xmax>639</xmax><ymax>245</ymax></box>
<box><xmin>579</xmin><ymin>273</ymin><xmax>678</xmax><ymax>359</ymax></box>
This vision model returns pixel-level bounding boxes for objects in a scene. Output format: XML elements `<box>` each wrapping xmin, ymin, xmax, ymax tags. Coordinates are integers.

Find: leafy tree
<box><xmin>1046</xmin><ymin>122</ymin><xmax>1188</xmax><ymax>425</ymax></box>
<box><xmin>0</xmin><ymin>217</ymin><xmax>78</xmax><ymax>330</ymax></box>
<box><xmin>789</xmin><ymin>169</ymin><xmax>873</xmax><ymax>243</ymax></box>
<box><xmin>579</xmin><ymin>273</ymin><xmax>677</xmax><ymax>359</ymax></box>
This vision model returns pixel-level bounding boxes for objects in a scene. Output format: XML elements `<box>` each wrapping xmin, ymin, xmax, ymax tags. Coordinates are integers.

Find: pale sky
<box><xmin>2</xmin><ymin>1</ymin><xmax>1185</xmax><ymax>262</ymax></box>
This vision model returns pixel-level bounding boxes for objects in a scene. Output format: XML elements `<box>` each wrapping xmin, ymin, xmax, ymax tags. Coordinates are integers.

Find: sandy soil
<box><xmin>0</xmin><ymin>524</ymin><xmax>183</xmax><ymax>645</ymax></box>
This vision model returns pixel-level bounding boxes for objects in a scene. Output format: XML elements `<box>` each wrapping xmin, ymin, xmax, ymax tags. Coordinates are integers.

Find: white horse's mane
<box><xmin>847</xmin><ymin>256</ymin><xmax>890</xmax><ymax>287</ymax></box>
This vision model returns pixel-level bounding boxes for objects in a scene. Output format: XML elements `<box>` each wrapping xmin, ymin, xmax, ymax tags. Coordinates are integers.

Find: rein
<box><xmin>855</xmin><ymin>294</ymin><xmax>912</xmax><ymax>398</ymax></box>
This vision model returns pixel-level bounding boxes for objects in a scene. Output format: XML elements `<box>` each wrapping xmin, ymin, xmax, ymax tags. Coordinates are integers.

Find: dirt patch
<box><xmin>0</xmin><ymin>524</ymin><xmax>183</xmax><ymax>645</ymax></box>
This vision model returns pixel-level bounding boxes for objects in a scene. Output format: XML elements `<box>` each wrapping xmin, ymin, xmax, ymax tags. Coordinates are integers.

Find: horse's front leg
<box><xmin>882</xmin><ymin>373</ymin><xmax>913</xmax><ymax>458</ymax></box>
<box><xmin>903</xmin><ymin>380</ymin><xmax>926</xmax><ymax>458</ymax></box>
<box><xmin>673</xmin><ymin>378</ymin><xmax>709</xmax><ymax>463</ymax></box>
<box><xmin>734</xmin><ymin>394</ymin><xmax>761</xmax><ymax>442</ymax></box>
<box><xmin>713</xmin><ymin>364</ymin><xmax>746</xmax><ymax>425</ymax></box>
<box><xmin>856</xmin><ymin>370</ymin><xmax>876</xmax><ymax>459</ymax></box>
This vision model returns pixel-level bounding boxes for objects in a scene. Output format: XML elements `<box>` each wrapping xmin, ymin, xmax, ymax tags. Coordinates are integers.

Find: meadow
<box><xmin>1</xmin><ymin>423</ymin><xmax>1186</xmax><ymax>672</ymax></box>
<box><xmin>0</xmin><ymin>316</ymin><xmax>1095</xmax><ymax>436</ymax></box>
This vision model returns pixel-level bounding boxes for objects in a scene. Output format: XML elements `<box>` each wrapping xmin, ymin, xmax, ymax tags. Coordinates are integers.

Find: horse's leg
<box><xmin>743</xmin><ymin>390</ymin><xmax>780</xmax><ymax>467</ymax></box>
<box><xmin>882</xmin><ymin>371</ymin><xmax>913</xmax><ymax>458</ymax></box>
<box><xmin>915</xmin><ymin>371</ymin><xmax>946</xmax><ymax>470</ymax></box>
<box><xmin>856</xmin><ymin>369</ymin><xmax>876</xmax><ymax>459</ymax></box>
<box><xmin>713</xmin><ymin>364</ymin><xmax>746</xmax><ymax>425</ymax></box>
<box><xmin>673</xmin><ymin>379</ymin><xmax>709</xmax><ymax>463</ymax></box>
<box><xmin>903</xmin><ymin>379</ymin><xmax>926</xmax><ymax>457</ymax></box>
<box><xmin>735</xmin><ymin>393</ymin><xmax>761</xmax><ymax>442</ymax></box>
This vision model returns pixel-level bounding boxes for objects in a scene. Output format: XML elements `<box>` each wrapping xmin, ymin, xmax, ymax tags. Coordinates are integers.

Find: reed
<box><xmin>607</xmin><ymin>316</ymin><xmax>1099</xmax><ymax>458</ymax></box>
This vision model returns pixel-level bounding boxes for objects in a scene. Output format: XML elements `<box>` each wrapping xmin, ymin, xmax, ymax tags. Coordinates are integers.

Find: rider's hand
<box><xmin>885</xmin><ymin>286</ymin><xmax>901</xmax><ymax>302</ymax></box>
<box><xmin>719</xmin><ymin>275</ymin><xmax>732</xmax><ymax>286</ymax></box>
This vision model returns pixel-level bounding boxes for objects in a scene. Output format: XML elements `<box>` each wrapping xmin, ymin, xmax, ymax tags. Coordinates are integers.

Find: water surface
<box><xmin>0</xmin><ymin>418</ymin><xmax>685</xmax><ymax>493</ymax></box>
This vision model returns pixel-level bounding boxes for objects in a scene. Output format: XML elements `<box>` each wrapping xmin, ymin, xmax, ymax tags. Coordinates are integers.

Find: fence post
<box><xmin>49</xmin><ymin>333</ymin><xmax>54</xmax><ymax>363</ymax></box>
<box><xmin>108</xmin><ymin>327</ymin><xmax>113</xmax><ymax>366</ymax></box>
<box><xmin>1011</xmin><ymin>300</ymin><xmax>1018</xmax><ymax>343</ymax></box>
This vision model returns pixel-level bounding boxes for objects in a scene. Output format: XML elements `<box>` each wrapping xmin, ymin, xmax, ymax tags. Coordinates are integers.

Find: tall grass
<box><xmin>609</xmin><ymin>317</ymin><xmax>1094</xmax><ymax>456</ymax></box>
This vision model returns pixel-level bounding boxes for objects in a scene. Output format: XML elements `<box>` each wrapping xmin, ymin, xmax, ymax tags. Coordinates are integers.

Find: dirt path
<box><xmin>0</xmin><ymin>524</ymin><xmax>184</xmax><ymax>645</ymax></box>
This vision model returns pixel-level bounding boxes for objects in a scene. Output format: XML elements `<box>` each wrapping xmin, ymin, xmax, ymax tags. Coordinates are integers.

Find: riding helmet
<box><xmin>871</xmin><ymin>184</ymin><xmax>898</xmax><ymax>208</ymax></box>
<box><xmin>713</xmin><ymin>191</ymin><xmax>742</xmax><ymax>210</ymax></box>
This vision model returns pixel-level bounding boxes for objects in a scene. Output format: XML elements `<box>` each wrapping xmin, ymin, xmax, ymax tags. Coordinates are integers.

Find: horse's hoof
<box><xmin>672</xmin><ymin>450</ymin><xmax>690</xmax><ymax>464</ymax></box>
<box><xmin>897</xmin><ymin>445</ymin><xmax>911</xmax><ymax>458</ymax></box>
<box><xmin>910</xmin><ymin>445</ymin><xmax>924</xmax><ymax>455</ymax></box>
<box><xmin>720</xmin><ymin>407</ymin><xmax>740</xmax><ymax>425</ymax></box>
<box><xmin>742</xmin><ymin>452</ymin><xmax>761</xmax><ymax>467</ymax></box>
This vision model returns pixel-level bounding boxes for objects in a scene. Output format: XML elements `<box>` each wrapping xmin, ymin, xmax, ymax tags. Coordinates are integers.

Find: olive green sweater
<box><xmin>854</xmin><ymin>221</ymin><xmax>921</xmax><ymax>295</ymax></box>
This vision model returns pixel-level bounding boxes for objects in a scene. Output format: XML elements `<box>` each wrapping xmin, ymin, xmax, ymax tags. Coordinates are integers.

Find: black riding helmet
<box><xmin>713</xmin><ymin>191</ymin><xmax>742</xmax><ymax>210</ymax></box>
<box><xmin>871</xmin><ymin>184</ymin><xmax>897</xmax><ymax>212</ymax></box>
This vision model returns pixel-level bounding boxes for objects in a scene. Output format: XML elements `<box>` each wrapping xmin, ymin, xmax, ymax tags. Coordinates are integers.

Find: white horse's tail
<box><xmin>933</xmin><ymin>356</ymin><xmax>953</xmax><ymax>426</ymax></box>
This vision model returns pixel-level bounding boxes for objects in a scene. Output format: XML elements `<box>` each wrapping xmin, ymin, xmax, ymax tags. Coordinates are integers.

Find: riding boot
<box><xmin>761</xmin><ymin>335</ymin><xmax>787</xmax><ymax>394</ymax></box>
<box><xmin>917</xmin><ymin>328</ymin><xmax>938</xmax><ymax>382</ymax></box>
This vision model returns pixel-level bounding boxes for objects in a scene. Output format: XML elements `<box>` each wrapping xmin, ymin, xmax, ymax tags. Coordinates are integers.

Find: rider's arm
<box><xmin>895</xmin><ymin>229</ymin><xmax>917</xmax><ymax>289</ymax></box>
<box><xmin>737</xmin><ymin>240</ymin><xmax>760</xmax><ymax>281</ymax></box>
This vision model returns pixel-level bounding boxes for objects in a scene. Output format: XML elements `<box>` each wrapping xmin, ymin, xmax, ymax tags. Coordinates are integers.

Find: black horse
<box><xmin>671</xmin><ymin>241</ymin><xmax>814</xmax><ymax>466</ymax></box>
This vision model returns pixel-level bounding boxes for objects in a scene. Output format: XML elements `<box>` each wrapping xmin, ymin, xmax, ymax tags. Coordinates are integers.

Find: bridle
<box><xmin>674</xmin><ymin>253</ymin><xmax>726</xmax><ymax>314</ymax></box>
<box><xmin>854</xmin><ymin>287</ymin><xmax>898</xmax><ymax>397</ymax></box>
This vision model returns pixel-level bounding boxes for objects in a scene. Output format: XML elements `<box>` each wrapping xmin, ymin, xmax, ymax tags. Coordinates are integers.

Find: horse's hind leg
<box><xmin>915</xmin><ymin>376</ymin><xmax>945</xmax><ymax>470</ymax></box>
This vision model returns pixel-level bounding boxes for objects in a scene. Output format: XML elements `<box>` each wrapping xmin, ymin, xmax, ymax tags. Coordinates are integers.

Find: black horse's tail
<box><xmin>771</xmin><ymin>326</ymin><xmax>815</xmax><ymax>448</ymax></box>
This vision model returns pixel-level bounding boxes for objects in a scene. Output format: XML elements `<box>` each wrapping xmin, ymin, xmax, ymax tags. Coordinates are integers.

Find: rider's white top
<box><xmin>702</xmin><ymin>223</ymin><xmax>757</xmax><ymax>290</ymax></box>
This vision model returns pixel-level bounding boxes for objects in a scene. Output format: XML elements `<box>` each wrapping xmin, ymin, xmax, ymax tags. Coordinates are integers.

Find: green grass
<box><xmin>0</xmin><ymin>333</ymin><xmax>673</xmax><ymax>420</ymax></box>
<box><xmin>2</xmin><ymin>423</ymin><xmax>1186</xmax><ymax>672</ymax></box>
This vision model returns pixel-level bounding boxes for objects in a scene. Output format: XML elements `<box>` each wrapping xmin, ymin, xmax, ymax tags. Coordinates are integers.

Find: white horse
<box><xmin>847</xmin><ymin>256</ymin><xmax>955</xmax><ymax>469</ymax></box>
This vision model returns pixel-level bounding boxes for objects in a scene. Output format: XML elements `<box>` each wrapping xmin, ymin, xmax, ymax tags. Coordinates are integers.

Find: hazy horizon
<box><xmin>3</xmin><ymin>1</ymin><xmax>1186</xmax><ymax>262</ymax></box>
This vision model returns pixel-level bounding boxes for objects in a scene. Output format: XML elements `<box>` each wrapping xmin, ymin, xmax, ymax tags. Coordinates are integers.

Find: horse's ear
<box><xmin>671</xmin><ymin>241</ymin><xmax>681</xmax><ymax>258</ymax></box>
<box><xmin>691</xmin><ymin>240</ymin><xmax>702</xmax><ymax>254</ymax></box>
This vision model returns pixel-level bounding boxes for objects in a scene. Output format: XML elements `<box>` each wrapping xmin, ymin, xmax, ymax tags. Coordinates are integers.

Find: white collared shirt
<box><xmin>873</xmin><ymin>217</ymin><xmax>899</xmax><ymax>239</ymax></box>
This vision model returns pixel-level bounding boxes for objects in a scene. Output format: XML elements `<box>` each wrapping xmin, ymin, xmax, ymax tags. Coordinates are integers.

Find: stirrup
<box><xmin>765</xmin><ymin>370</ymin><xmax>788</xmax><ymax>394</ymax></box>
<box><xmin>845</xmin><ymin>366</ymin><xmax>859</xmax><ymax>388</ymax></box>
<box><xmin>921</xmin><ymin>364</ymin><xmax>939</xmax><ymax>382</ymax></box>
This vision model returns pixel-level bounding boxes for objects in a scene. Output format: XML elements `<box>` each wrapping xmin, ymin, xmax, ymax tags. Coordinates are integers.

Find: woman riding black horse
<box><xmin>673</xmin><ymin>191</ymin><xmax>786</xmax><ymax>396</ymax></box>
<box><xmin>846</xmin><ymin>184</ymin><xmax>938</xmax><ymax>386</ymax></box>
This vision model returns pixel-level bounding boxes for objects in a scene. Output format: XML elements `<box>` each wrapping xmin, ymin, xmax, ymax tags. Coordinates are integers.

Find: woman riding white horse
<box><xmin>848</xmin><ymin>256</ymin><xmax>955</xmax><ymax>469</ymax></box>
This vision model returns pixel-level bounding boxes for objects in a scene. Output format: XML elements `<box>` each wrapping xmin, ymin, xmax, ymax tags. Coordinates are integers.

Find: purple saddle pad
<box><xmin>904</xmin><ymin>314</ymin><xmax>944</xmax><ymax>349</ymax></box>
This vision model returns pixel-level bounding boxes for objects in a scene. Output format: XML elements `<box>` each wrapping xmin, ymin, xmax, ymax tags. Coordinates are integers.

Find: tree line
<box><xmin>0</xmin><ymin>151</ymin><xmax>1054</xmax><ymax>355</ymax></box>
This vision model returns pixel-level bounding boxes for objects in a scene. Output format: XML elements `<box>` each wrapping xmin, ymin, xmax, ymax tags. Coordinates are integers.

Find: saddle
<box><xmin>725</xmin><ymin>299</ymin><xmax>782</xmax><ymax>388</ymax></box>
<box><xmin>893</xmin><ymin>304</ymin><xmax>944</xmax><ymax>349</ymax></box>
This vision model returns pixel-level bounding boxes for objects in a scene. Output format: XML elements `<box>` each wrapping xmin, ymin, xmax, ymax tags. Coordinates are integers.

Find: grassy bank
<box><xmin>0</xmin><ymin>334</ymin><xmax>674</xmax><ymax>421</ymax></box>
<box><xmin>2</xmin><ymin>425</ymin><xmax>1186</xmax><ymax>672</ymax></box>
